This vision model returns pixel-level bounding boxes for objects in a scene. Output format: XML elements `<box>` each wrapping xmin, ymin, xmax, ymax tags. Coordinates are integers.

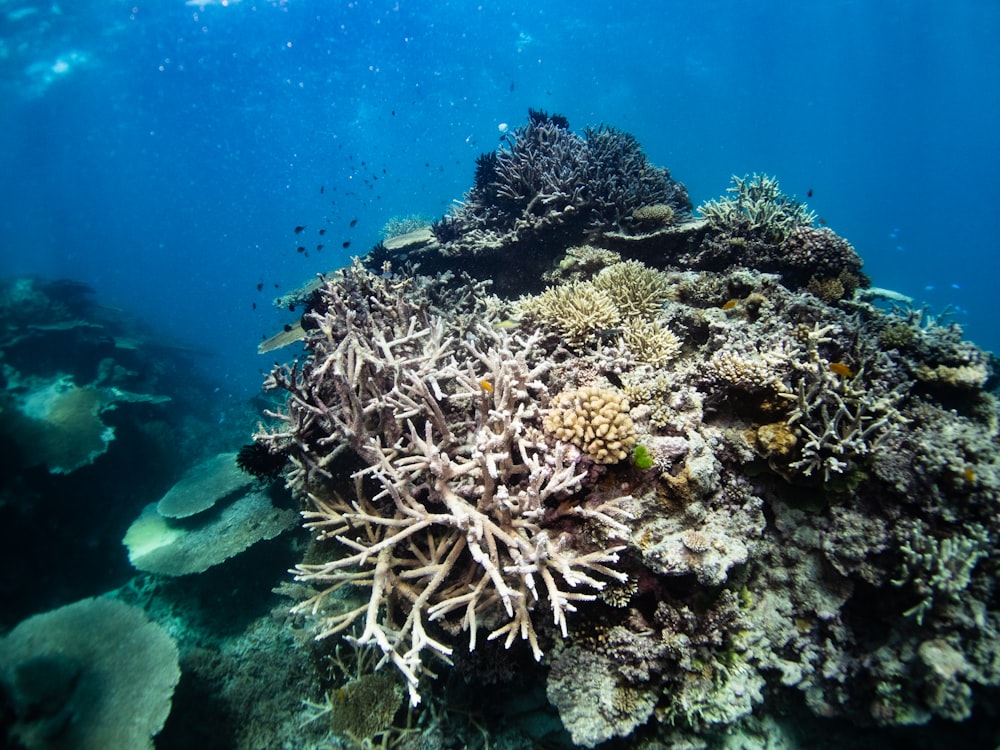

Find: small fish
<box><xmin>806</xmin><ymin>188</ymin><xmax>813</xmax><ymax>198</ymax></box>
<box><xmin>252</xmin><ymin>302</ymin><xmax>257</xmax><ymax>310</ymax></box>
<box><xmin>829</xmin><ymin>362</ymin><xmax>854</xmax><ymax>378</ymax></box>
<box><xmin>297</xmin><ymin>246</ymin><xmax>305</xmax><ymax>253</ymax></box>
<box><xmin>256</xmin><ymin>282</ymin><xmax>263</xmax><ymax>292</ymax></box>
<box><xmin>316</xmin><ymin>244</ymin><xmax>324</xmax><ymax>251</ymax></box>
<box><xmin>288</xmin><ymin>303</ymin><xmax>295</xmax><ymax>311</ymax></box>
<box><xmin>480</xmin><ymin>379</ymin><xmax>493</xmax><ymax>393</ymax></box>
<box><xmin>721</xmin><ymin>299</ymin><xmax>738</xmax><ymax>310</ymax></box>
<box><xmin>319</xmin><ymin>228</ymin><xmax>326</xmax><ymax>235</ymax></box>
<box><xmin>964</xmin><ymin>466</ymin><xmax>977</xmax><ymax>483</ymax></box>
<box><xmin>342</xmin><ymin>241</ymin><xmax>351</xmax><ymax>249</ymax></box>
<box><xmin>294</xmin><ymin>225</ymin><xmax>306</xmax><ymax>234</ymax></box>
<box><xmin>509</xmin><ymin>82</ymin><xmax>515</xmax><ymax>92</ymax></box>
<box><xmin>283</xmin><ymin>324</ymin><xmax>293</xmax><ymax>332</ymax></box>
<box><xmin>818</xmin><ymin>217</ymin><xmax>827</xmax><ymax>225</ymax></box>
<box><xmin>320</xmin><ymin>185</ymin><xmax>324</xmax><ymax>194</ymax></box>
<box><xmin>493</xmin><ymin>319</ymin><xmax>518</xmax><ymax>330</ymax></box>
<box><xmin>350</xmin><ymin>218</ymin><xmax>358</xmax><ymax>228</ymax></box>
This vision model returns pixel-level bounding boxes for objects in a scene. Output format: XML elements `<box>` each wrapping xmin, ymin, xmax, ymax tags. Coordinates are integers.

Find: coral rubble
<box><xmin>254</xmin><ymin>112</ymin><xmax>1000</xmax><ymax>747</ymax></box>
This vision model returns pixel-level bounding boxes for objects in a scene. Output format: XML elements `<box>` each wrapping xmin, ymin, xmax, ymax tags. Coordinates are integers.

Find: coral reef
<box><xmin>248</xmin><ymin>117</ymin><xmax>1000</xmax><ymax>748</ymax></box>
<box><xmin>257</xmin><ymin>261</ymin><xmax>631</xmax><ymax>706</ymax></box>
<box><xmin>373</xmin><ymin>110</ymin><xmax>692</xmax><ymax>295</ymax></box>
<box><xmin>515</xmin><ymin>281</ymin><xmax>621</xmax><ymax>349</ymax></box>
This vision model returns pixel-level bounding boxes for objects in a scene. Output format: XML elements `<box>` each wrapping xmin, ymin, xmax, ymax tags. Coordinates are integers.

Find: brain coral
<box><xmin>543</xmin><ymin>385</ymin><xmax>637</xmax><ymax>464</ymax></box>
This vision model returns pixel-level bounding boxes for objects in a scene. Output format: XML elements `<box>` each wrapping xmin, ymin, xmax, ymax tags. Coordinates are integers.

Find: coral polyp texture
<box><xmin>543</xmin><ymin>385</ymin><xmax>637</xmax><ymax>464</ymax></box>
<box><xmin>256</xmin><ymin>112</ymin><xmax>1000</xmax><ymax>746</ymax></box>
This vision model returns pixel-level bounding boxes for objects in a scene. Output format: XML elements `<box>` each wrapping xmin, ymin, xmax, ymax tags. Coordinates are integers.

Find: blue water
<box><xmin>2</xmin><ymin>0</ymin><xmax>998</xmax><ymax>400</ymax></box>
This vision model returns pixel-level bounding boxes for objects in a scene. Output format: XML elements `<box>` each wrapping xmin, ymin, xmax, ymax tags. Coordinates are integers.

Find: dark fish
<box><xmin>819</xmin><ymin>217</ymin><xmax>827</xmax><ymax>225</ymax></box>
<box><xmin>320</xmin><ymin>185</ymin><xmax>325</xmax><ymax>194</ymax></box>
<box><xmin>274</xmin><ymin>283</ymin><xmax>280</xmax><ymax>288</ymax></box>
<box><xmin>283</xmin><ymin>324</ymin><xmax>292</xmax><ymax>332</ymax></box>
<box><xmin>294</xmin><ymin>225</ymin><xmax>306</xmax><ymax>234</ymax></box>
<box><xmin>317</xmin><ymin>244</ymin><xmax>324</xmax><ymax>251</ymax></box>
<box><xmin>252</xmin><ymin>302</ymin><xmax>257</xmax><ymax>310</ymax></box>
<box><xmin>391</xmin><ymin>110</ymin><xmax>395</xmax><ymax>116</ymax></box>
<box><xmin>350</xmin><ymin>218</ymin><xmax>358</xmax><ymax>227</ymax></box>
<box><xmin>319</xmin><ymin>228</ymin><xmax>326</xmax><ymax>235</ymax></box>
<box><xmin>288</xmin><ymin>303</ymin><xmax>295</xmax><ymax>311</ymax></box>
<box><xmin>256</xmin><ymin>282</ymin><xmax>263</xmax><ymax>292</ymax></box>
<box><xmin>807</xmin><ymin>188</ymin><xmax>813</xmax><ymax>198</ymax></box>
<box><xmin>509</xmin><ymin>82</ymin><xmax>515</xmax><ymax>92</ymax></box>
<box><xmin>342</xmin><ymin>241</ymin><xmax>351</xmax><ymax>249</ymax></box>
<box><xmin>297</xmin><ymin>246</ymin><xmax>305</xmax><ymax>253</ymax></box>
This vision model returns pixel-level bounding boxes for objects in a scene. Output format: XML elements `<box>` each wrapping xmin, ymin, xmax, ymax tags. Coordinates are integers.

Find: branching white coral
<box><xmin>258</xmin><ymin>268</ymin><xmax>631</xmax><ymax>706</ymax></box>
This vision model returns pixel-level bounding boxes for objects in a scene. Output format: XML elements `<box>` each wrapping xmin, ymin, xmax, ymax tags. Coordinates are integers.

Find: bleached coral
<box><xmin>257</xmin><ymin>264</ymin><xmax>631</xmax><ymax>706</ymax></box>
<box><xmin>543</xmin><ymin>385</ymin><xmax>637</xmax><ymax>464</ymax></box>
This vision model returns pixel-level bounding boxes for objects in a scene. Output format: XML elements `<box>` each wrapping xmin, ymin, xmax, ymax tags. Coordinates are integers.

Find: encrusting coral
<box><xmin>250</xmin><ymin>112</ymin><xmax>1000</xmax><ymax>747</ymax></box>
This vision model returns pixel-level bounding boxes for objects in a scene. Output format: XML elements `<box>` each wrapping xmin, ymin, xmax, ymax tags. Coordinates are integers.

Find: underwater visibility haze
<box><xmin>1</xmin><ymin>1</ymin><xmax>1000</xmax><ymax>749</ymax></box>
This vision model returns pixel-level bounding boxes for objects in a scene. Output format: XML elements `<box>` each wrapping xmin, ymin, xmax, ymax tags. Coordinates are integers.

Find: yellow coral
<box><xmin>515</xmin><ymin>282</ymin><xmax>620</xmax><ymax>349</ymax></box>
<box><xmin>592</xmin><ymin>260</ymin><xmax>671</xmax><ymax>319</ymax></box>
<box><xmin>915</xmin><ymin>363</ymin><xmax>988</xmax><ymax>390</ymax></box>
<box><xmin>543</xmin><ymin>385</ymin><xmax>636</xmax><ymax>464</ymax></box>
<box><xmin>622</xmin><ymin>318</ymin><xmax>681</xmax><ymax>367</ymax></box>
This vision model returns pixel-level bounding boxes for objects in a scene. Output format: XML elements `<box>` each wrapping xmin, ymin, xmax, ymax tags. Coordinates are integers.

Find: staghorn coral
<box><xmin>415</xmin><ymin>111</ymin><xmax>691</xmax><ymax>295</ymax></box>
<box><xmin>699</xmin><ymin>173</ymin><xmax>816</xmax><ymax>243</ymax></box>
<box><xmin>257</xmin><ymin>263</ymin><xmax>631</xmax><ymax>706</ymax></box>
<box><xmin>542</xmin><ymin>385</ymin><xmax>637</xmax><ymax>464</ymax></box>
<box><xmin>621</xmin><ymin>317</ymin><xmax>682</xmax><ymax>367</ymax></box>
<box><xmin>780</xmin><ymin>324</ymin><xmax>911</xmax><ymax>482</ymax></box>
<box><xmin>890</xmin><ymin>520</ymin><xmax>989</xmax><ymax>625</ymax></box>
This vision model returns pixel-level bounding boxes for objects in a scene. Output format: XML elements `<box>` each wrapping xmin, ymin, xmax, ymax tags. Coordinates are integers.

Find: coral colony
<box><xmin>251</xmin><ymin>110</ymin><xmax>998</xmax><ymax>746</ymax></box>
